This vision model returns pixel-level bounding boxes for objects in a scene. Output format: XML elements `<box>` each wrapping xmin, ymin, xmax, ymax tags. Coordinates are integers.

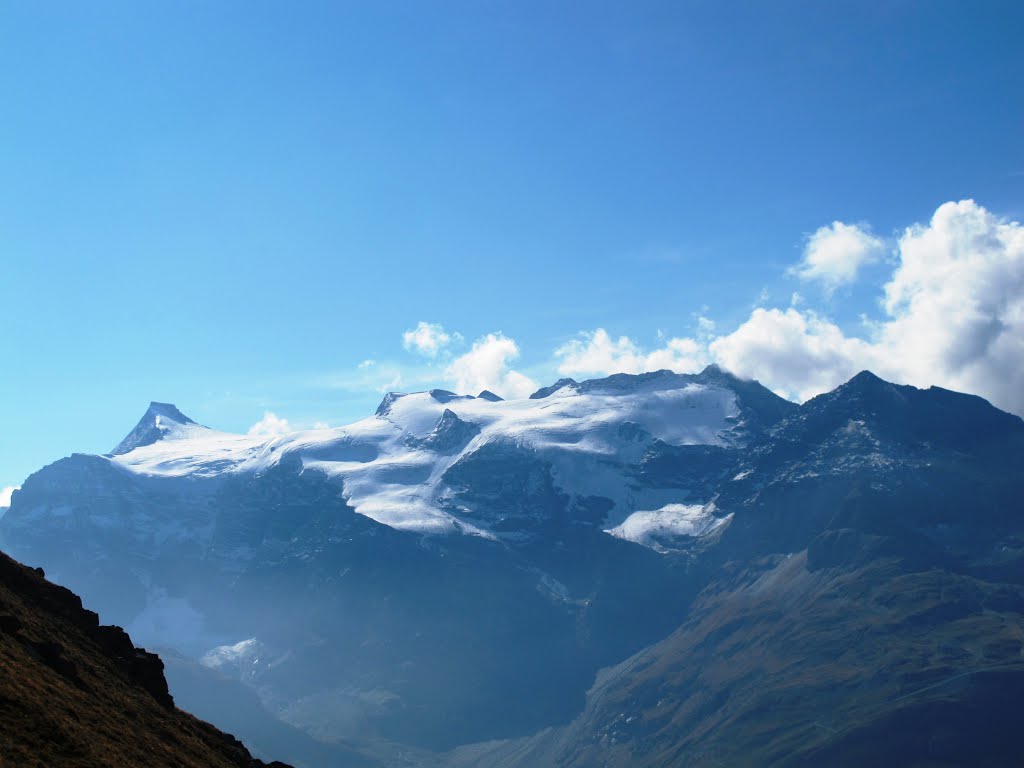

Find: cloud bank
<box><xmin>555</xmin><ymin>329</ymin><xmax>707</xmax><ymax>378</ymax></box>
<box><xmin>874</xmin><ymin>200</ymin><xmax>1024</xmax><ymax>412</ymax></box>
<box><xmin>709</xmin><ymin>308</ymin><xmax>871</xmax><ymax>402</ymax></box>
<box><xmin>548</xmin><ymin>200</ymin><xmax>1024</xmax><ymax>416</ymax></box>
<box><xmin>714</xmin><ymin>200</ymin><xmax>1024</xmax><ymax>414</ymax></box>
<box><xmin>339</xmin><ymin>200</ymin><xmax>1024</xmax><ymax>418</ymax></box>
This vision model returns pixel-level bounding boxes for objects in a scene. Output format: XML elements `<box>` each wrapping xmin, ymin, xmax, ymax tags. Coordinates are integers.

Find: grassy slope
<box><xmin>0</xmin><ymin>550</ymin><xmax>290</xmax><ymax>768</ymax></box>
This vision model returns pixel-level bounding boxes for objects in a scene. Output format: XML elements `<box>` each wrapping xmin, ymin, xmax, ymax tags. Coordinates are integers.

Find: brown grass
<box><xmin>0</xmin><ymin>551</ymin><xmax>290</xmax><ymax>768</ymax></box>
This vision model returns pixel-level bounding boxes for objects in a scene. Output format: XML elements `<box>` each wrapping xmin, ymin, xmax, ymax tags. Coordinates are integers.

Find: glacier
<box><xmin>99</xmin><ymin>367</ymin><xmax>768</xmax><ymax>543</ymax></box>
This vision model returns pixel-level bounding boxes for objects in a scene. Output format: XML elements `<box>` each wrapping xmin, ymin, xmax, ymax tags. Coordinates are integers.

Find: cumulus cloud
<box><xmin>247</xmin><ymin>411</ymin><xmax>292</xmax><ymax>436</ymax></box>
<box><xmin>403</xmin><ymin>322</ymin><xmax>460</xmax><ymax>358</ymax></box>
<box><xmin>446</xmin><ymin>333</ymin><xmax>537</xmax><ymax>399</ymax></box>
<box><xmin>0</xmin><ymin>486</ymin><xmax>18</xmax><ymax>507</ymax></box>
<box><xmin>711</xmin><ymin>200</ymin><xmax>1024</xmax><ymax>415</ymax></box>
<box><xmin>339</xmin><ymin>201</ymin><xmax>1024</xmax><ymax>417</ymax></box>
<box><xmin>555</xmin><ymin>329</ymin><xmax>707</xmax><ymax>378</ymax></box>
<box><xmin>873</xmin><ymin>200</ymin><xmax>1024</xmax><ymax>411</ymax></box>
<box><xmin>791</xmin><ymin>221</ymin><xmax>884</xmax><ymax>292</ymax></box>
<box><xmin>709</xmin><ymin>308</ymin><xmax>872</xmax><ymax>401</ymax></box>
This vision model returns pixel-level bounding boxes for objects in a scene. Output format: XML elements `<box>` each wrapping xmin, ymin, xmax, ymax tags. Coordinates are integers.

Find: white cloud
<box><xmin>555</xmin><ymin>328</ymin><xmax>707</xmax><ymax>378</ymax></box>
<box><xmin>711</xmin><ymin>200</ymin><xmax>1024</xmax><ymax>415</ymax></box>
<box><xmin>445</xmin><ymin>333</ymin><xmax>537</xmax><ymax>399</ymax></box>
<box><xmin>873</xmin><ymin>199</ymin><xmax>1024</xmax><ymax>412</ymax></box>
<box><xmin>0</xmin><ymin>486</ymin><xmax>18</xmax><ymax>507</ymax></box>
<box><xmin>247</xmin><ymin>411</ymin><xmax>292</xmax><ymax>436</ymax></box>
<box><xmin>791</xmin><ymin>221</ymin><xmax>884</xmax><ymax>292</ymax></box>
<box><xmin>357</xmin><ymin>359</ymin><xmax>375</xmax><ymax>369</ymax></box>
<box><xmin>709</xmin><ymin>308</ymin><xmax>872</xmax><ymax>401</ymax></box>
<box><xmin>326</xmin><ymin>201</ymin><xmax>1024</xmax><ymax>417</ymax></box>
<box><xmin>402</xmin><ymin>322</ymin><xmax>461</xmax><ymax>358</ymax></box>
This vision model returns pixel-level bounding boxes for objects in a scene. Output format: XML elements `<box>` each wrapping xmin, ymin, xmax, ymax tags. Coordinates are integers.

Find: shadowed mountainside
<box><xmin>443</xmin><ymin>374</ymin><xmax>1024</xmax><ymax>767</ymax></box>
<box><xmin>4</xmin><ymin>370</ymin><xmax>1024</xmax><ymax>765</ymax></box>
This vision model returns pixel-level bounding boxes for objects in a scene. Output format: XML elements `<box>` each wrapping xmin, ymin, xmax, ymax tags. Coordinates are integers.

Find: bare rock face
<box><xmin>92</xmin><ymin>623</ymin><xmax>173</xmax><ymax>708</ymax></box>
<box><xmin>417</xmin><ymin>408</ymin><xmax>481</xmax><ymax>454</ymax></box>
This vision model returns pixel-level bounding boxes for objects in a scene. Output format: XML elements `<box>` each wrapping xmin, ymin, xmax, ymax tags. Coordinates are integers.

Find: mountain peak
<box><xmin>788</xmin><ymin>370</ymin><xmax>1023</xmax><ymax>450</ymax></box>
<box><xmin>144</xmin><ymin>402</ymin><xmax>195</xmax><ymax>425</ymax></box>
<box><xmin>429</xmin><ymin>389</ymin><xmax>474</xmax><ymax>405</ymax></box>
<box><xmin>375</xmin><ymin>392</ymin><xmax>407</xmax><ymax>417</ymax></box>
<box><xmin>695</xmin><ymin>363</ymin><xmax>740</xmax><ymax>383</ymax></box>
<box><xmin>110</xmin><ymin>402</ymin><xmax>201</xmax><ymax>456</ymax></box>
<box><xmin>824</xmin><ymin>370</ymin><xmax>904</xmax><ymax>405</ymax></box>
<box><xmin>694</xmin><ymin>363</ymin><xmax>767</xmax><ymax>390</ymax></box>
<box><xmin>529</xmin><ymin>378</ymin><xmax>579</xmax><ymax>400</ymax></box>
<box><xmin>844</xmin><ymin>370</ymin><xmax>886</xmax><ymax>388</ymax></box>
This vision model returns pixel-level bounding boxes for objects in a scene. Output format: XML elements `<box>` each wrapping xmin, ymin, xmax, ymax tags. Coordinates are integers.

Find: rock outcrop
<box><xmin>0</xmin><ymin>549</ymin><xmax>292</xmax><ymax>768</ymax></box>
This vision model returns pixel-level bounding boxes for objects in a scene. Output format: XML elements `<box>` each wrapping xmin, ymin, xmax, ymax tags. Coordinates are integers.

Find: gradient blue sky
<box><xmin>2</xmin><ymin>1</ymin><xmax>1023</xmax><ymax>494</ymax></box>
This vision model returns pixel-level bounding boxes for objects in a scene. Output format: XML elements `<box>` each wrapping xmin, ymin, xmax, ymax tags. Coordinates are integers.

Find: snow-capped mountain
<box><xmin>90</xmin><ymin>366</ymin><xmax>789</xmax><ymax>543</ymax></box>
<box><xmin>0</xmin><ymin>366</ymin><xmax>790</xmax><ymax>757</ymax></box>
<box><xmin>111</xmin><ymin>401</ymin><xmax>206</xmax><ymax>455</ymax></box>
<box><xmin>3</xmin><ymin>367</ymin><xmax>1022</xmax><ymax>766</ymax></box>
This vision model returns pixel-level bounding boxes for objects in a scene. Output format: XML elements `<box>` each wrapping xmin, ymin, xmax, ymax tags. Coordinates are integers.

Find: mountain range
<box><xmin>3</xmin><ymin>365</ymin><xmax>1022</xmax><ymax>766</ymax></box>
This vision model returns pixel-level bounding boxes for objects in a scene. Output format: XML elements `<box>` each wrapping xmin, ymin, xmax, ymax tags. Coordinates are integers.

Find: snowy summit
<box><xmin>101</xmin><ymin>366</ymin><xmax>790</xmax><ymax>544</ymax></box>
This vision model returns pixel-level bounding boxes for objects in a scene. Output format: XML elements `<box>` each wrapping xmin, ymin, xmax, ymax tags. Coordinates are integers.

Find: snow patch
<box><xmin>201</xmin><ymin>638</ymin><xmax>263</xmax><ymax>670</ymax></box>
<box><xmin>606</xmin><ymin>504</ymin><xmax>730</xmax><ymax>552</ymax></box>
<box><xmin>106</xmin><ymin>372</ymin><xmax>751</xmax><ymax>537</ymax></box>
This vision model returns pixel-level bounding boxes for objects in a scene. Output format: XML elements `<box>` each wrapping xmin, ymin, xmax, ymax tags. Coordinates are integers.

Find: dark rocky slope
<box><xmin>0</xmin><ymin>549</ymin><xmax>292</xmax><ymax>768</ymax></box>
<box><xmin>445</xmin><ymin>374</ymin><xmax>1024</xmax><ymax>767</ymax></box>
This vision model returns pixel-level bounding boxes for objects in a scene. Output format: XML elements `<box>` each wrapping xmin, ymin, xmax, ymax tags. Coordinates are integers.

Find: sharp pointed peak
<box><xmin>831</xmin><ymin>370</ymin><xmax>897</xmax><ymax>398</ymax></box>
<box><xmin>142</xmin><ymin>402</ymin><xmax>196</xmax><ymax>425</ymax></box>
<box><xmin>110</xmin><ymin>402</ymin><xmax>202</xmax><ymax>456</ymax></box>
<box><xmin>846</xmin><ymin>370</ymin><xmax>885</xmax><ymax>385</ymax></box>
<box><xmin>696</xmin><ymin>363</ymin><xmax>741</xmax><ymax>381</ymax></box>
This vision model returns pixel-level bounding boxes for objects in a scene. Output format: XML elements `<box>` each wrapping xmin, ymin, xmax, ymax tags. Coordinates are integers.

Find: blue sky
<box><xmin>2</xmin><ymin>1</ymin><xmax>1023</xmax><ymax>495</ymax></box>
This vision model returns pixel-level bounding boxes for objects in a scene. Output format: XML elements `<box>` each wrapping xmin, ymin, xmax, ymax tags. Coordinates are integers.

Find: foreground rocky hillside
<box><xmin>0</xmin><ymin>549</ymin><xmax>292</xmax><ymax>768</ymax></box>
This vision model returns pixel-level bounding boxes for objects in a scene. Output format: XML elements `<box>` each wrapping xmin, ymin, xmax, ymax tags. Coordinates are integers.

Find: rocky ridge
<box><xmin>0</xmin><ymin>549</ymin><xmax>292</xmax><ymax>768</ymax></box>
